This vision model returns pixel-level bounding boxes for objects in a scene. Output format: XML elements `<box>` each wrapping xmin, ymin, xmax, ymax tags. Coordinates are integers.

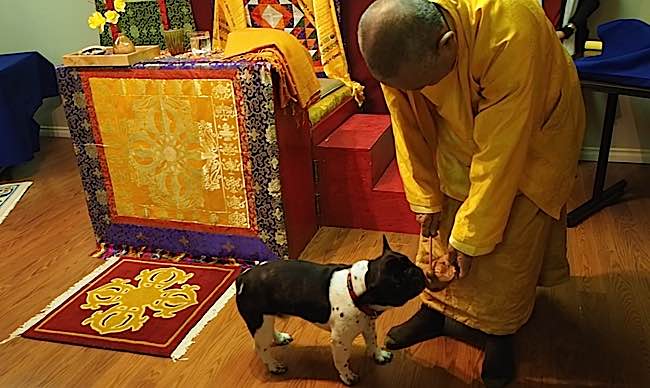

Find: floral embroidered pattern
<box><xmin>198</xmin><ymin>120</ymin><xmax>223</xmax><ymax>191</ymax></box>
<box><xmin>87</xmin><ymin>77</ymin><xmax>250</xmax><ymax>230</ymax></box>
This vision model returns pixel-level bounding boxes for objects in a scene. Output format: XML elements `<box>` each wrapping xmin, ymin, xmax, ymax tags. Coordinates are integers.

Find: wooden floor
<box><xmin>0</xmin><ymin>138</ymin><xmax>648</xmax><ymax>388</ymax></box>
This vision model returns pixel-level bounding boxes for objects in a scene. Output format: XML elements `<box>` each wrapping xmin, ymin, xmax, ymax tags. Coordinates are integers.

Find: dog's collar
<box><xmin>347</xmin><ymin>271</ymin><xmax>382</xmax><ymax>319</ymax></box>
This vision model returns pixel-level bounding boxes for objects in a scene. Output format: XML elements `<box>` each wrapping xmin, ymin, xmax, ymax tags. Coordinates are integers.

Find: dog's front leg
<box><xmin>361</xmin><ymin>318</ymin><xmax>393</xmax><ymax>365</ymax></box>
<box><xmin>330</xmin><ymin>326</ymin><xmax>359</xmax><ymax>386</ymax></box>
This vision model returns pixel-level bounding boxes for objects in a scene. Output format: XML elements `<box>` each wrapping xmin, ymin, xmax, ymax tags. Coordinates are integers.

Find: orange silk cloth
<box><xmin>85</xmin><ymin>74</ymin><xmax>255</xmax><ymax>234</ymax></box>
<box><xmin>224</xmin><ymin>28</ymin><xmax>320</xmax><ymax>109</ymax></box>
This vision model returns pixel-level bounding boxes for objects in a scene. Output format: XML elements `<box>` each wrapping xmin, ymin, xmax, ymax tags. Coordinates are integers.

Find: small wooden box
<box><xmin>63</xmin><ymin>46</ymin><xmax>160</xmax><ymax>67</ymax></box>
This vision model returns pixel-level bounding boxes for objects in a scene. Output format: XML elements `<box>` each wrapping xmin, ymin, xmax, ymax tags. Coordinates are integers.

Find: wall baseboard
<box><xmin>40</xmin><ymin>126</ymin><xmax>71</xmax><ymax>138</ymax></box>
<box><xmin>581</xmin><ymin>146</ymin><xmax>650</xmax><ymax>164</ymax></box>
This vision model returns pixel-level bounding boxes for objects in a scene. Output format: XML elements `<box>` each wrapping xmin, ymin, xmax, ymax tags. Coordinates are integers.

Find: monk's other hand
<box><xmin>416</xmin><ymin>212</ymin><xmax>441</xmax><ymax>238</ymax></box>
<box><xmin>447</xmin><ymin>245</ymin><xmax>473</xmax><ymax>279</ymax></box>
<box><xmin>556</xmin><ymin>30</ymin><xmax>566</xmax><ymax>41</ymax></box>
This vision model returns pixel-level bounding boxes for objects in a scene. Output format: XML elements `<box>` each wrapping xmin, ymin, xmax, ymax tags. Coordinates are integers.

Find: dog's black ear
<box><xmin>382</xmin><ymin>235</ymin><xmax>391</xmax><ymax>253</ymax></box>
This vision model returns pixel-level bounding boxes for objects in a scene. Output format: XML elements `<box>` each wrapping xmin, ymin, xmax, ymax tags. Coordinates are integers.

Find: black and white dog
<box><xmin>235</xmin><ymin>236</ymin><xmax>426</xmax><ymax>385</ymax></box>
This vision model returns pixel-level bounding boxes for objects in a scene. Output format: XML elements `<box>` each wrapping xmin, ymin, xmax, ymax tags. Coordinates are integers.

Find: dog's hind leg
<box><xmin>254</xmin><ymin>315</ymin><xmax>288</xmax><ymax>374</ymax></box>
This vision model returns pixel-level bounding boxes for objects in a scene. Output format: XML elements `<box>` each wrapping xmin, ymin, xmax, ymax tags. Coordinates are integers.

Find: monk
<box><xmin>358</xmin><ymin>0</ymin><xmax>585</xmax><ymax>386</ymax></box>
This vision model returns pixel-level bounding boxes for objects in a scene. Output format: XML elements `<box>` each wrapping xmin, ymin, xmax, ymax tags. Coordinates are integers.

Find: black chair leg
<box><xmin>568</xmin><ymin>93</ymin><xmax>627</xmax><ymax>227</ymax></box>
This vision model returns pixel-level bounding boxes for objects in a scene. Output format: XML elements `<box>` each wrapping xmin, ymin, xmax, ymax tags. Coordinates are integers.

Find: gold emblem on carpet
<box><xmin>81</xmin><ymin>267</ymin><xmax>200</xmax><ymax>335</ymax></box>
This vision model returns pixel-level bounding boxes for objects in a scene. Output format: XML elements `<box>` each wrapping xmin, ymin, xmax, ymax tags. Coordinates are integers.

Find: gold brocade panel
<box><xmin>88</xmin><ymin>77</ymin><xmax>252</xmax><ymax>231</ymax></box>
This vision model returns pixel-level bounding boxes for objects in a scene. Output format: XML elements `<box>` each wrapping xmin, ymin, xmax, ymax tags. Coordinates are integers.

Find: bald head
<box><xmin>358</xmin><ymin>0</ymin><xmax>446</xmax><ymax>81</ymax></box>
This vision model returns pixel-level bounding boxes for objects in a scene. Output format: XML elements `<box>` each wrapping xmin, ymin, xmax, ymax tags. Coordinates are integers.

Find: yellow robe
<box><xmin>383</xmin><ymin>0</ymin><xmax>585</xmax><ymax>334</ymax></box>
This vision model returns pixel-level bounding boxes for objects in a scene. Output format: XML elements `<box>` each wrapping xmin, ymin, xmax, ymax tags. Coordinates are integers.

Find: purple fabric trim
<box><xmin>105</xmin><ymin>224</ymin><xmax>275</xmax><ymax>260</ymax></box>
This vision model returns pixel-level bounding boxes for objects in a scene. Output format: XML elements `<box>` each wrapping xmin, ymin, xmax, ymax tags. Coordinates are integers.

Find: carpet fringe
<box><xmin>0</xmin><ymin>256</ymin><xmax>120</xmax><ymax>345</ymax></box>
<box><xmin>0</xmin><ymin>181</ymin><xmax>32</xmax><ymax>224</ymax></box>
<box><xmin>170</xmin><ymin>283</ymin><xmax>237</xmax><ymax>361</ymax></box>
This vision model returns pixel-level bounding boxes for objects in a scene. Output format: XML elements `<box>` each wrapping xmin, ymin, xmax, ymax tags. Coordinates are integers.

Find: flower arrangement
<box><xmin>88</xmin><ymin>0</ymin><xmax>126</xmax><ymax>33</ymax></box>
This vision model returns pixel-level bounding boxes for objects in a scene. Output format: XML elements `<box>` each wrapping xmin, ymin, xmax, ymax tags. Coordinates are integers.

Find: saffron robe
<box><xmin>383</xmin><ymin>0</ymin><xmax>585</xmax><ymax>334</ymax></box>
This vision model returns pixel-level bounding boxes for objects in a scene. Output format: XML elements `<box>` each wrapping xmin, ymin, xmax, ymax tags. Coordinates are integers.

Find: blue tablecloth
<box><xmin>575</xmin><ymin>19</ymin><xmax>650</xmax><ymax>89</ymax></box>
<box><xmin>0</xmin><ymin>52</ymin><xmax>58</xmax><ymax>166</ymax></box>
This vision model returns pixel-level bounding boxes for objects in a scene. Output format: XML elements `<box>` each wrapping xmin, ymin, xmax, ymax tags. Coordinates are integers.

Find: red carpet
<box><xmin>3</xmin><ymin>257</ymin><xmax>240</xmax><ymax>359</ymax></box>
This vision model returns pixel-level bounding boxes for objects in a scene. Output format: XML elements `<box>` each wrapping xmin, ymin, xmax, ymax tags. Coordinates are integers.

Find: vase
<box><xmin>113</xmin><ymin>34</ymin><xmax>136</xmax><ymax>54</ymax></box>
<box><xmin>162</xmin><ymin>29</ymin><xmax>186</xmax><ymax>56</ymax></box>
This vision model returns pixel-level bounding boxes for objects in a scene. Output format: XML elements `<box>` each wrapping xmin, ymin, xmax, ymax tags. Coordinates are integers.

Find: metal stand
<box><xmin>567</xmin><ymin>80</ymin><xmax>650</xmax><ymax>227</ymax></box>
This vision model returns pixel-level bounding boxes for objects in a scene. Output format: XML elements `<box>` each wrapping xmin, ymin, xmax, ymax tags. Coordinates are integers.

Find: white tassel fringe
<box><xmin>170</xmin><ymin>283</ymin><xmax>237</xmax><ymax>361</ymax></box>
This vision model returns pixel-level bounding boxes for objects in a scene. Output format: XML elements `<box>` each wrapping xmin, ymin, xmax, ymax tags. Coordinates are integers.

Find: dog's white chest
<box><xmin>324</xmin><ymin>262</ymin><xmax>371</xmax><ymax>332</ymax></box>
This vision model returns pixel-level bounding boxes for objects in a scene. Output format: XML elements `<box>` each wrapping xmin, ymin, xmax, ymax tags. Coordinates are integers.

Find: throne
<box><xmin>58</xmin><ymin>0</ymin><xmax>417</xmax><ymax>265</ymax></box>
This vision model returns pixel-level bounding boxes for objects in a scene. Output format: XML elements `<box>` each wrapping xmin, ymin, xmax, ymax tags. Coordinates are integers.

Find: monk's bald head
<box><xmin>359</xmin><ymin>0</ymin><xmax>456</xmax><ymax>90</ymax></box>
<box><xmin>359</xmin><ymin>0</ymin><xmax>445</xmax><ymax>80</ymax></box>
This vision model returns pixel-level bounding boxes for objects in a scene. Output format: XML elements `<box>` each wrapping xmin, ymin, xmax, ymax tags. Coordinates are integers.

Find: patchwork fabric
<box><xmin>244</xmin><ymin>0</ymin><xmax>324</xmax><ymax>75</ymax></box>
<box><xmin>95</xmin><ymin>0</ymin><xmax>196</xmax><ymax>49</ymax></box>
<box><xmin>57</xmin><ymin>61</ymin><xmax>288</xmax><ymax>261</ymax></box>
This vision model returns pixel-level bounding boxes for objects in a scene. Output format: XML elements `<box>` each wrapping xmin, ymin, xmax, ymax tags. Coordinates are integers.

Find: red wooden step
<box><xmin>315</xmin><ymin>114</ymin><xmax>418</xmax><ymax>234</ymax></box>
<box><xmin>317</xmin><ymin>114</ymin><xmax>394</xmax><ymax>185</ymax></box>
<box><xmin>374</xmin><ymin>160</ymin><xmax>404</xmax><ymax>193</ymax></box>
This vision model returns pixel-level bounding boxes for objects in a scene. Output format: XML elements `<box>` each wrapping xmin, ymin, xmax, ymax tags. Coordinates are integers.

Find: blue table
<box><xmin>0</xmin><ymin>52</ymin><xmax>58</xmax><ymax>168</ymax></box>
<box><xmin>568</xmin><ymin>19</ymin><xmax>650</xmax><ymax>227</ymax></box>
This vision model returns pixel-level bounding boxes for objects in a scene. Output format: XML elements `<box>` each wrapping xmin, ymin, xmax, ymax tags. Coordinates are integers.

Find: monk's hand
<box><xmin>415</xmin><ymin>213</ymin><xmax>441</xmax><ymax>238</ymax></box>
<box><xmin>447</xmin><ymin>245</ymin><xmax>473</xmax><ymax>279</ymax></box>
<box><xmin>556</xmin><ymin>30</ymin><xmax>567</xmax><ymax>41</ymax></box>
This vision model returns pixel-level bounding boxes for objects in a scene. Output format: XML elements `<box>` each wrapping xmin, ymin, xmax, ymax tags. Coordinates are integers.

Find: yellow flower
<box><xmin>267</xmin><ymin>178</ymin><xmax>281</xmax><ymax>197</ymax></box>
<box><xmin>88</xmin><ymin>12</ymin><xmax>106</xmax><ymax>32</ymax></box>
<box><xmin>104</xmin><ymin>10</ymin><xmax>120</xmax><ymax>25</ymax></box>
<box><xmin>114</xmin><ymin>0</ymin><xmax>126</xmax><ymax>12</ymax></box>
<box><xmin>275</xmin><ymin>231</ymin><xmax>287</xmax><ymax>246</ymax></box>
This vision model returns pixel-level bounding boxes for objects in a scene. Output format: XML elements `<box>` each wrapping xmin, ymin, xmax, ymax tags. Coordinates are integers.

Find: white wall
<box><xmin>0</xmin><ymin>0</ymin><xmax>99</xmax><ymax>130</ymax></box>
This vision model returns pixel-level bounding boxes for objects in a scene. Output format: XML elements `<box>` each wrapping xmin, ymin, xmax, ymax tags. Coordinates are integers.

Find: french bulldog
<box><xmin>235</xmin><ymin>236</ymin><xmax>426</xmax><ymax>385</ymax></box>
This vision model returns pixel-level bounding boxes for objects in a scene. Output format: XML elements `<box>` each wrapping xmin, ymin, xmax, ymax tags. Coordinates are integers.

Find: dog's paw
<box><xmin>373</xmin><ymin>349</ymin><xmax>393</xmax><ymax>365</ymax></box>
<box><xmin>268</xmin><ymin>361</ymin><xmax>288</xmax><ymax>375</ymax></box>
<box><xmin>339</xmin><ymin>371</ymin><xmax>360</xmax><ymax>386</ymax></box>
<box><xmin>273</xmin><ymin>332</ymin><xmax>293</xmax><ymax>346</ymax></box>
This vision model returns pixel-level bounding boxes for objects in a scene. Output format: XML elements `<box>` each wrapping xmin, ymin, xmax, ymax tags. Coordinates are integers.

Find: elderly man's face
<box><xmin>369</xmin><ymin>32</ymin><xmax>457</xmax><ymax>91</ymax></box>
<box><xmin>381</xmin><ymin>54</ymin><xmax>453</xmax><ymax>91</ymax></box>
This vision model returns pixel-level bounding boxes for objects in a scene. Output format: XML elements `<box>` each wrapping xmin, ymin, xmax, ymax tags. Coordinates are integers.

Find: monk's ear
<box><xmin>438</xmin><ymin>30</ymin><xmax>456</xmax><ymax>51</ymax></box>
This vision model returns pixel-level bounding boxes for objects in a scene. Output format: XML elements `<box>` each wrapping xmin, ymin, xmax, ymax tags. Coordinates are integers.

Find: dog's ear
<box><xmin>382</xmin><ymin>235</ymin><xmax>392</xmax><ymax>253</ymax></box>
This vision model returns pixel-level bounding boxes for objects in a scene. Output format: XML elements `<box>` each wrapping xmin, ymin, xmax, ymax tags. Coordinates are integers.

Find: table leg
<box><xmin>568</xmin><ymin>93</ymin><xmax>627</xmax><ymax>227</ymax></box>
<box><xmin>0</xmin><ymin>166</ymin><xmax>11</xmax><ymax>181</ymax></box>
